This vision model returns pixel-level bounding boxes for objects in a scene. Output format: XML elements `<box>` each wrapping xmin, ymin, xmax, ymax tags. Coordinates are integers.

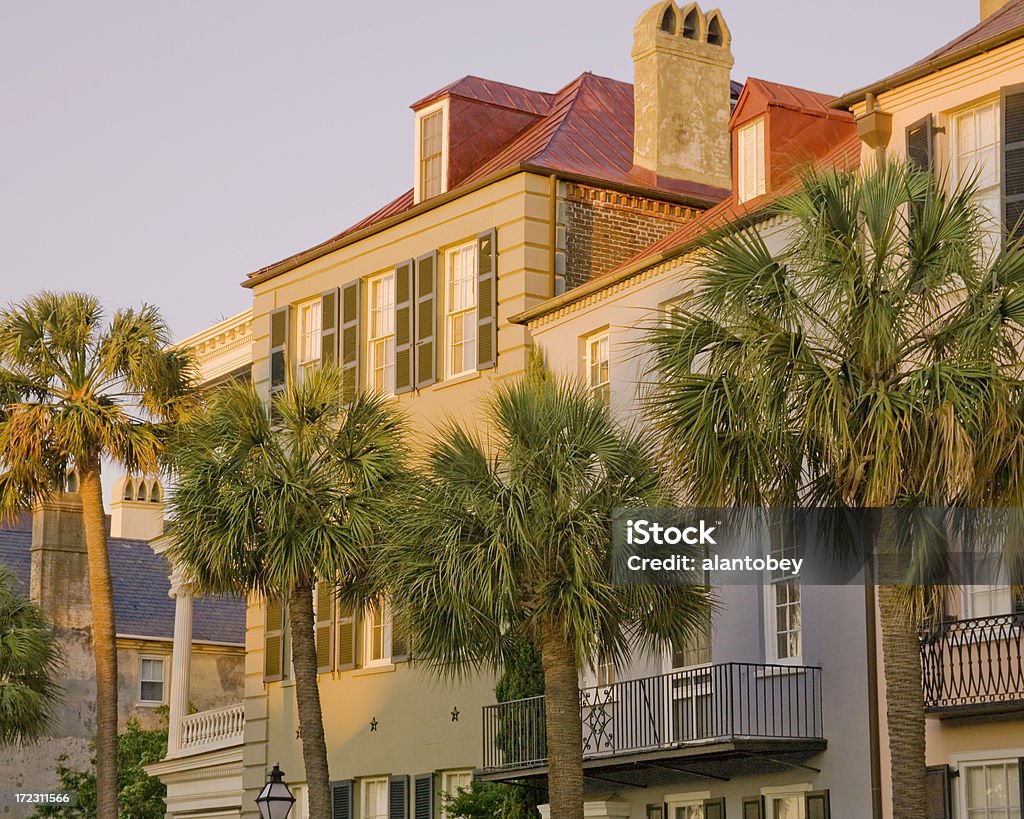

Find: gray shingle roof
<box><xmin>0</xmin><ymin>516</ymin><xmax>244</xmax><ymax>645</ymax></box>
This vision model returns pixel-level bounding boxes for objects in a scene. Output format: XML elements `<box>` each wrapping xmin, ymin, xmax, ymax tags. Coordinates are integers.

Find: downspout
<box><xmin>548</xmin><ymin>173</ymin><xmax>559</xmax><ymax>298</ymax></box>
<box><xmin>866</xmin><ymin>565</ymin><xmax>884</xmax><ymax>819</ymax></box>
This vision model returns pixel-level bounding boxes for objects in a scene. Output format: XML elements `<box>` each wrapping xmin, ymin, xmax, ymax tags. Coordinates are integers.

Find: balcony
<box><xmin>920</xmin><ymin>614</ymin><xmax>1024</xmax><ymax>717</ymax></box>
<box><xmin>478</xmin><ymin>663</ymin><xmax>825</xmax><ymax>781</ymax></box>
<box><xmin>178</xmin><ymin>702</ymin><xmax>245</xmax><ymax>754</ymax></box>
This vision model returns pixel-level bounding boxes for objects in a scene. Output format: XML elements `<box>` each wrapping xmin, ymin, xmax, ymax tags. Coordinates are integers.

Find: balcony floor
<box><xmin>477</xmin><ymin>736</ymin><xmax>828</xmax><ymax>783</ymax></box>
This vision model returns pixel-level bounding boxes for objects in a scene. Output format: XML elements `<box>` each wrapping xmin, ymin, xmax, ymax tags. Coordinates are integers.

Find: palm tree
<box><xmin>167</xmin><ymin>367</ymin><xmax>405</xmax><ymax>819</ymax></box>
<box><xmin>381</xmin><ymin>359</ymin><xmax>710</xmax><ymax>819</ymax></box>
<box><xmin>645</xmin><ymin>163</ymin><xmax>1024</xmax><ymax>819</ymax></box>
<box><xmin>0</xmin><ymin>567</ymin><xmax>63</xmax><ymax>744</ymax></box>
<box><xmin>0</xmin><ymin>292</ymin><xmax>194</xmax><ymax>818</ymax></box>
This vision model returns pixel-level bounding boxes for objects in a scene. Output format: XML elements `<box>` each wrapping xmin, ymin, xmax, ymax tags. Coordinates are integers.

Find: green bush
<box><xmin>31</xmin><ymin>719</ymin><xmax>167</xmax><ymax>819</ymax></box>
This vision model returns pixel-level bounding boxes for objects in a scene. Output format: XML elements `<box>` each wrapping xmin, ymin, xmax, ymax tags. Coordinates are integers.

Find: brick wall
<box><xmin>558</xmin><ymin>183</ymin><xmax>700</xmax><ymax>292</ymax></box>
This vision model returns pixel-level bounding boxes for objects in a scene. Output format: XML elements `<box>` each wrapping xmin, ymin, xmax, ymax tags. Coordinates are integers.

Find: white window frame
<box><xmin>952</xmin><ymin>753</ymin><xmax>1023</xmax><ymax>819</ymax></box>
<box><xmin>361</xmin><ymin>777</ymin><xmax>389</xmax><ymax>819</ymax></box>
<box><xmin>414</xmin><ymin>99</ymin><xmax>449</xmax><ymax>204</ymax></box>
<box><xmin>138</xmin><ymin>655</ymin><xmax>166</xmax><ymax>705</ymax></box>
<box><xmin>761</xmin><ymin>783</ymin><xmax>812</xmax><ymax>819</ymax></box>
<box><xmin>763</xmin><ymin>536</ymin><xmax>802</xmax><ymax>665</ymax></box>
<box><xmin>441</xmin><ymin>770</ymin><xmax>473</xmax><ymax>819</ymax></box>
<box><xmin>737</xmin><ymin>116</ymin><xmax>766</xmax><ymax>203</ymax></box>
<box><xmin>367</xmin><ymin>271</ymin><xmax>396</xmax><ymax>395</ymax></box>
<box><xmin>594</xmin><ymin>658</ymin><xmax>616</xmax><ymax>689</ymax></box>
<box><xmin>445</xmin><ymin>242</ymin><xmax>477</xmax><ymax>379</ymax></box>
<box><xmin>296</xmin><ymin>298</ymin><xmax>322</xmax><ymax>377</ymax></box>
<box><xmin>665</xmin><ymin>790</ymin><xmax>711</xmax><ymax>819</ymax></box>
<box><xmin>950</xmin><ymin>97</ymin><xmax>1001</xmax><ymax>227</ymax></box>
<box><xmin>585</xmin><ymin>331</ymin><xmax>610</xmax><ymax>402</ymax></box>
<box><xmin>362</xmin><ymin>600</ymin><xmax>392</xmax><ymax>668</ymax></box>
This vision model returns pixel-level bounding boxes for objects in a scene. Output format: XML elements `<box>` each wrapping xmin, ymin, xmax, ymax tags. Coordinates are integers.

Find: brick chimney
<box><xmin>632</xmin><ymin>1</ymin><xmax>734</xmax><ymax>191</ymax></box>
<box><xmin>110</xmin><ymin>474</ymin><xmax>165</xmax><ymax>541</ymax></box>
<box><xmin>30</xmin><ymin>483</ymin><xmax>91</xmax><ymax>629</ymax></box>
<box><xmin>980</xmin><ymin>0</ymin><xmax>1013</xmax><ymax>18</ymax></box>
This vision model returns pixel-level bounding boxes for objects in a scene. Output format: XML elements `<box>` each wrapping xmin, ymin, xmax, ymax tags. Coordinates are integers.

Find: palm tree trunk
<box><xmin>288</xmin><ymin>582</ymin><xmax>332</xmax><ymax>819</ymax></box>
<box><xmin>877</xmin><ymin>582</ymin><xmax>927</xmax><ymax>819</ymax></box>
<box><xmin>78</xmin><ymin>462</ymin><xmax>119</xmax><ymax>819</ymax></box>
<box><xmin>539</xmin><ymin>620</ymin><xmax>584</xmax><ymax>819</ymax></box>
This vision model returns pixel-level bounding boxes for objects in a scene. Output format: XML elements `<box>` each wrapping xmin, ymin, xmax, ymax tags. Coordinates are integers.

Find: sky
<box><xmin>1</xmin><ymin>0</ymin><xmax>979</xmax><ymax>344</ymax></box>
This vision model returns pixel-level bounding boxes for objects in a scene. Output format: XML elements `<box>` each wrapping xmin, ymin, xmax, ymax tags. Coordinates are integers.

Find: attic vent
<box><xmin>707</xmin><ymin>15</ymin><xmax>723</xmax><ymax>45</ymax></box>
<box><xmin>660</xmin><ymin>6</ymin><xmax>676</xmax><ymax>33</ymax></box>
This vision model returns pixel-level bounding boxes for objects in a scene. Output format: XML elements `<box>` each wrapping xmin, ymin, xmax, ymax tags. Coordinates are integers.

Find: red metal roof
<box><xmin>606</xmin><ymin>132</ymin><xmax>862</xmax><ymax>274</ymax></box>
<box><xmin>834</xmin><ymin>0</ymin><xmax>1024</xmax><ymax>106</ymax></box>
<box><xmin>411</xmin><ymin>75</ymin><xmax>555</xmax><ymax>116</ymax></box>
<box><xmin>909</xmin><ymin>0</ymin><xmax>1024</xmax><ymax>69</ymax></box>
<box><xmin>246</xmin><ymin>72</ymin><xmax>738</xmax><ymax>285</ymax></box>
<box><xmin>733</xmin><ymin>78</ymin><xmax>853</xmax><ymax>126</ymax></box>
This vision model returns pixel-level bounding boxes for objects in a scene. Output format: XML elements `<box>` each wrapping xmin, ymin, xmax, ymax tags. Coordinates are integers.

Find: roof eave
<box><xmin>243</xmin><ymin>167</ymin><xmax>725</xmax><ymax>290</ymax></box>
<box><xmin>831</xmin><ymin>24</ymin><xmax>1024</xmax><ymax>109</ymax></box>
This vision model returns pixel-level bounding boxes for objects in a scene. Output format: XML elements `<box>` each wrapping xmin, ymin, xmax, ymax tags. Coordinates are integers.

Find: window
<box><xmin>682</xmin><ymin>8</ymin><xmax>699</xmax><ymax>38</ymax></box>
<box><xmin>442</xmin><ymin>771</ymin><xmax>473</xmax><ymax>819</ymax></box>
<box><xmin>139</xmin><ymin>656</ymin><xmax>165</xmax><ymax>703</ymax></box>
<box><xmin>586</xmin><ymin>332</ymin><xmax>610</xmax><ymax>402</ymax></box>
<box><xmin>768</xmin><ymin>795</ymin><xmax>805</xmax><ymax>819</ymax></box>
<box><xmin>362</xmin><ymin>778</ymin><xmax>389</xmax><ymax>819</ymax></box>
<box><xmin>765</xmin><ymin>535</ymin><xmax>801</xmax><ymax>662</ymax></box>
<box><xmin>368</xmin><ymin>272</ymin><xmax>396</xmax><ymax>394</ymax></box>
<box><xmin>968</xmin><ymin>584</ymin><xmax>1013</xmax><ymax>618</ymax></box>
<box><xmin>595</xmin><ymin>659</ymin><xmax>616</xmax><ymax>688</ymax></box>
<box><xmin>706</xmin><ymin>14</ymin><xmax>723</xmax><ymax>46</ymax></box>
<box><xmin>961</xmin><ymin>760</ymin><xmax>1021</xmax><ymax>819</ymax></box>
<box><xmin>953</xmin><ymin>100</ymin><xmax>1001</xmax><ymax>227</ymax></box>
<box><xmin>363</xmin><ymin>600</ymin><xmax>391</xmax><ymax>666</ymax></box>
<box><xmin>660</xmin><ymin>5</ymin><xmax>676</xmax><ymax>33</ymax></box>
<box><xmin>672</xmin><ymin>615</ymin><xmax>712</xmax><ymax>669</ymax></box>
<box><xmin>666</xmin><ymin>792</ymin><xmax>711</xmax><ymax>819</ymax></box>
<box><xmin>297</xmin><ymin>298</ymin><xmax>322</xmax><ymax>375</ymax></box>
<box><xmin>738</xmin><ymin>117</ymin><xmax>766</xmax><ymax>203</ymax></box>
<box><xmin>419</xmin><ymin>109</ymin><xmax>445</xmax><ymax>201</ymax></box>
<box><xmin>446</xmin><ymin>243</ymin><xmax>477</xmax><ymax>378</ymax></box>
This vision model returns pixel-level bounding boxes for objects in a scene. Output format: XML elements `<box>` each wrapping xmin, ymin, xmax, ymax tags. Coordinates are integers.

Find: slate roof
<box><xmin>0</xmin><ymin>515</ymin><xmax>245</xmax><ymax>645</ymax></box>
<box><xmin>833</xmin><ymin>0</ymin><xmax>1024</xmax><ymax>107</ymax></box>
<box><xmin>245</xmin><ymin>73</ymin><xmax>744</xmax><ymax>287</ymax></box>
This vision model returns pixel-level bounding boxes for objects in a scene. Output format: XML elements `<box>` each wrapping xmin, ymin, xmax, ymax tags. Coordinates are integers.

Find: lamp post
<box><xmin>256</xmin><ymin>763</ymin><xmax>295</xmax><ymax>819</ymax></box>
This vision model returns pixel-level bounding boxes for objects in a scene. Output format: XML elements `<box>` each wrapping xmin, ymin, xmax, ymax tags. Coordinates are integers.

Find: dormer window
<box><xmin>415</xmin><ymin>101</ymin><xmax>448</xmax><ymax>203</ymax></box>
<box><xmin>737</xmin><ymin>117</ymin><xmax>766</xmax><ymax>203</ymax></box>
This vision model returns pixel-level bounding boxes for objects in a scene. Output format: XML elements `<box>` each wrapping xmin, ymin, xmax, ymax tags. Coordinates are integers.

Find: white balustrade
<box><xmin>178</xmin><ymin>702</ymin><xmax>245</xmax><ymax>752</ymax></box>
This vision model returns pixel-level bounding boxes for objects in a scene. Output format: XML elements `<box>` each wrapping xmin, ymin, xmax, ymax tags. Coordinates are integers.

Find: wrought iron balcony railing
<box><xmin>480</xmin><ymin>662</ymin><xmax>823</xmax><ymax>774</ymax></box>
<box><xmin>920</xmin><ymin>613</ymin><xmax>1024</xmax><ymax>715</ymax></box>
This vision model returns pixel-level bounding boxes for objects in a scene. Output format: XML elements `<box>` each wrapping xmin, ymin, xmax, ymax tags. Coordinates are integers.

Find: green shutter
<box><xmin>321</xmin><ymin>288</ymin><xmax>340</xmax><ymax>367</ymax></box>
<box><xmin>804</xmin><ymin>790</ymin><xmax>830</xmax><ymax>819</ymax></box>
<box><xmin>269</xmin><ymin>307</ymin><xmax>289</xmax><ymax>398</ymax></box>
<box><xmin>413</xmin><ymin>774</ymin><xmax>434</xmax><ymax>819</ymax></box>
<box><xmin>1002</xmin><ymin>84</ymin><xmax>1024</xmax><ymax>240</ymax></box>
<box><xmin>389</xmin><ymin>775</ymin><xmax>409</xmax><ymax>819</ymax></box>
<box><xmin>394</xmin><ymin>260</ymin><xmax>415</xmax><ymax>394</ymax></box>
<box><xmin>341</xmin><ymin>280</ymin><xmax>362</xmax><ymax>396</ymax></box>
<box><xmin>331</xmin><ymin>780</ymin><xmax>353</xmax><ymax>819</ymax></box>
<box><xmin>925</xmin><ymin>766</ymin><xmax>951</xmax><ymax>819</ymax></box>
<box><xmin>703</xmin><ymin>797</ymin><xmax>726</xmax><ymax>819</ymax></box>
<box><xmin>906</xmin><ymin>115</ymin><xmax>933</xmax><ymax>172</ymax></box>
<box><xmin>264</xmin><ymin>596</ymin><xmax>284</xmax><ymax>682</ymax></box>
<box><xmin>336</xmin><ymin>603</ymin><xmax>359</xmax><ymax>670</ymax></box>
<box><xmin>742</xmin><ymin>796</ymin><xmax>764</xmax><ymax>819</ymax></box>
<box><xmin>476</xmin><ymin>228</ymin><xmax>497</xmax><ymax>370</ymax></box>
<box><xmin>316</xmin><ymin>581</ymin><xmax>335</xmax><ymax>673</ymax></box>
<box><xmin>392</xmin><ymin>617</ymin><xmax>411</xmax><ymax>663</ymax></box>
<box><xmin>414</xmin><ymin>251</ymin><xmax>438</xmax><ymax>389</ymax></box>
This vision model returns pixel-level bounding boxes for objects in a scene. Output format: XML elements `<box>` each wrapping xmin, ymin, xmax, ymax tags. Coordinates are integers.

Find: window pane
<box><xmin>140</xmin><ymin>681</ymin><xmax>162</xmax><ymax>701</ymax></box>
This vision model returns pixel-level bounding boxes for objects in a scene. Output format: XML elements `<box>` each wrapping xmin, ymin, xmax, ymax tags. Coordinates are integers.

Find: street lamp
<box><xmin>256</xmin><ymin>763</ymin><xmax>295</xmax><ymax>819</ymax></box>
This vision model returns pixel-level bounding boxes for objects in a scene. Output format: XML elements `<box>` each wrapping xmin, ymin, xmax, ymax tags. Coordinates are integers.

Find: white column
<box><xmin>166</xmin><ymin>570</ymin><xmax>193</xmax><ymax>756</ymax></box>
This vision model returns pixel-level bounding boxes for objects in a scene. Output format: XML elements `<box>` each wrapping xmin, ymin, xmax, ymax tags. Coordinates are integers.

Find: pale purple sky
<box><xmin>2</xmin><ymin>0</ymin><xmax>976</xmax><ymax>342</ymax></box>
